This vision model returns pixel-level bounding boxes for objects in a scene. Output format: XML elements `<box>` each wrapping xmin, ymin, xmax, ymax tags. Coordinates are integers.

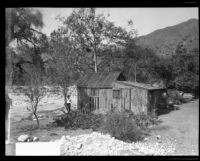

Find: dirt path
<box><xmin>151</xmin><ymin>99</ymin><xmax>199</xmax><ymax>155</ymax></box>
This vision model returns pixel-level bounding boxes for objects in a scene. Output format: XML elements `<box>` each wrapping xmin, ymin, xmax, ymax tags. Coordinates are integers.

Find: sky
<box><xmin>35</xmin><ymin>8</ymin><xmax>198</xmax><ymax>37</ymax></box>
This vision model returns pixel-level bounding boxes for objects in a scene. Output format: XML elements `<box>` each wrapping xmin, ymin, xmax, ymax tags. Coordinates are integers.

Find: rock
<box><xmin>156</xmin><ymin>135</ymin><xmax>161</xmax><ymax>139</ymax></box>
<box><xmin>60</xmin><ymin>136</ymin><xmax>66</xmax><ymax>143</ymax></box>
<box><xmin>27</xmin><ymin>137</ymin><xmax>33</xmax><ymax>142</ymax></box>
<box><xmin>77</xmin><ymin>143</ymin><xmax>83</xmax><ymax>149</ymax></box>
<box><xmin>58</xmin><ymin>132</ymin><xmax>175</xmax><ymax>155</ymax></box>
<box><xmin>33</xmin><ymin>137</ymin><xmax>39</xmax><ymax>142</ymax></box>
<box><xmin>17</xmin><ymin>134</ymin><xmax>30</xmax><ymax>142</ymax></box>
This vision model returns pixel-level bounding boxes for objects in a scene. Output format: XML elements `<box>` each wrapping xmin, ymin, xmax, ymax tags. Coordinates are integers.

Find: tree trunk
<box><xmin>62</xmin><ymin>85</ymin><xmax>68</xmax><ymax>111</ymax></box>
<box><xmin>94</xmin><ymin>52</ymin><xmax>97</xmax><ymax>73</ymax></box>
<box><xmin>6</xmin><ymin>49</ymin><xmax>13</xmax><ymax>87</ymax></box>
<box><xmin>33</xmin><ymin>112</ymin><xmax>40</xmax><ymax>129</ymax></box>
<box><xmin>134</xmin><ymin>63</ymin><xmax>137</xmax><ymax>82</ymax></box>
<box><xmin>6</xmin><ymin>8</ymin><xmax>13</xmax><ymax>87</ymax></box>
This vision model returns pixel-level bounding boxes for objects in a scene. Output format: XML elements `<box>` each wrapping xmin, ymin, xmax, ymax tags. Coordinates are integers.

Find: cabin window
<box><xmin>90</xmin><ymin>88</ymin><xmax>98</xmax><ymax>97</ymax></box>
<box><xmin>113</xmin><ymin>90</ymin><xmax>120</xmax><ymax>99</ymax></box>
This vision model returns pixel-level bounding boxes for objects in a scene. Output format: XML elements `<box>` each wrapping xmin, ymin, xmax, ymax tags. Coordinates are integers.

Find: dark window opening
<box><xmin>113</xmin><ymin>90</ymin><xmax>120</xmax><ymax>99</ymax></box>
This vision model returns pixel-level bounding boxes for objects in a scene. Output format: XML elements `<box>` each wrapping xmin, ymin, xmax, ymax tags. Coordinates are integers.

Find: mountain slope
<box><xmin>136</xmin><ymin>18</ymin><xmax>199</xmax><ymax>57</ymax></box>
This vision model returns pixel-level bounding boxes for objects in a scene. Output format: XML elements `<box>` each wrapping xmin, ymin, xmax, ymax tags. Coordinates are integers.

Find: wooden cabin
<box><xmin>112</xmin><ymin>81</ymin><xmax>167</xmax><ymax>114</ymax></box>
<box><xmin>76</xmin><ymin>72</ymin><xmax>167</xmax><ymax>114</ymax></box>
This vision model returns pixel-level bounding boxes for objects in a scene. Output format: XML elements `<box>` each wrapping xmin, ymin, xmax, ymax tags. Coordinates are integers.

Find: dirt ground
<box><xmin>6</xmin><ymin>89</ymin><xmax>199</xmax><ymax>155</ymax></box>
<box><xmin>150</xmin><ymin>99</ymin><xmax>199</xmax><ymax>155</ymax></box>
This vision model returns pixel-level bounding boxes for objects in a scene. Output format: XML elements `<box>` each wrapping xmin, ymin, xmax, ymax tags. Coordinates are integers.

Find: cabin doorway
<box><xmin>90</xmin><ymin>89</ymin><xmax>99</xmax><ymax>112</ymax></box>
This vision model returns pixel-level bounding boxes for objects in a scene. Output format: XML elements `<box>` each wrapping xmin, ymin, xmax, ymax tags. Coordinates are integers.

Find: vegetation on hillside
<box><xmin>137</xmin><ymin>18</ymin><xmax>199</xmax><ymax>58</ymax></box>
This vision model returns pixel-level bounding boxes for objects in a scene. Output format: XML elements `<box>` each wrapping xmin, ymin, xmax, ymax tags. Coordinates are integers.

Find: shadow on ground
<box><xmin>157</xmin><ymin>105</ymin><xmax>180</xmax><ymax>116</ymax></box>
<box><xmin>149</xmin><ymin>125</ymin><xmax>172</xmax><ymax>132</ymax></box>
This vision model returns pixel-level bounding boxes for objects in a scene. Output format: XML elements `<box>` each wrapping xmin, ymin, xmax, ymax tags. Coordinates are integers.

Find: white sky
<box><xmin>34</xmin><ymin>8</ymin><xmax>198</xmax><ymax>37</ymax></box>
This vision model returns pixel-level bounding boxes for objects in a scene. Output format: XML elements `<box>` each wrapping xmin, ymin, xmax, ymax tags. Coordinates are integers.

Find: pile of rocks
<box><xmin>51</xmin><ymin>132</ymin><xmax>176</xmax><ymax>156</ymax></box>
<box><xmin>17</xmin><ymin>134</ymin><xmax>39</xmax><ymax>142</ymax></box>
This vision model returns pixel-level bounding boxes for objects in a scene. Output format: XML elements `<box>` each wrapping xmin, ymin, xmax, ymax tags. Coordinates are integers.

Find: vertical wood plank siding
<box><xmin>78</xmin><ymin>82</ymin><xmax>166</xmax><ymax>115</ymax></box>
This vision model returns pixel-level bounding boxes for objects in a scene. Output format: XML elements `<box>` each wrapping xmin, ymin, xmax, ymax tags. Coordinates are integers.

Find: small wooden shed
<box><xmin>112</xmin><ymin>81</ymin><xmax>167</xmax><ymax>114</ymax></box>
<box><xmin>76</xmin><ymin>72</ymin><xmax>167</xmax><ymax>114</ymax></box>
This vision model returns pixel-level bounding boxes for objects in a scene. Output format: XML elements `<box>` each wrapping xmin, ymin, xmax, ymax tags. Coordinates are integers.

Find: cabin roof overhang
<box><xmin>113</xmin><ymin>81</ymin><xmax>166</xmax><ymax>91</ymax></box>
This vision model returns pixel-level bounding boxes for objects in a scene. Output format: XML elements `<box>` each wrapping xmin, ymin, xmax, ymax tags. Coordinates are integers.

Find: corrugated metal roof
<box><xmin>113</xmin><ymin>81</ymin><xmax>166</xmax><ymax>90</ymax></box>
<box><xmin>77</xmin><ymin>71</ymin><xmax>125</xmax><ymax>88</ymax></box>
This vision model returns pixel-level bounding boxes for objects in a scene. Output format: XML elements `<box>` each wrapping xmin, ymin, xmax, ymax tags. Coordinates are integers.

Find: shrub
<box><xmin>52</xmin><ymin>110</ymin><xmax>104</xmax><ymax>130</ymax></box>
<box><xmin>122</xmin><ymin>109</ymin><xmax>161</xmax><ymax>129</ymax></box>
<box><xmin>103</xmin><ymin>111</ymin><xmax>144</xmax><ymax>142</ymax></box>
<box><xmin>167</xmin><ymin>89</ymin><xmax>185</xmax><ymax>105</ymax></box>
<box><xmin>132</xmin><ymin>112</ymin><xmax>161</xmax><ymax>129</ymax></box>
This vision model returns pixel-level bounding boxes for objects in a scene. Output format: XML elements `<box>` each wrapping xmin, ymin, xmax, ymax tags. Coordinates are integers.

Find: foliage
<box><xmin>5</xmin><ymin>8</ymin><xmax>44</xmax><ymax>46</ymax></box>
<box><xmin>23</xmin><ymin>85</ymin><xmax>46</xmax><ymax>128</ymax></box>
<box><xmin>122</xmin><ymin>39</ymin><xmax>160</xmax><ymax>82</ymax></box>
<box><xmin>21</xmin><ymin>67</ymin><xmax>46</xmax><ymax>129</ymax></box>
<box><xmin>152</xmin><ymin>58</ymin><xmax>174</xmax><ymax>87</ymax></box>
<box><xmin>56</xmin><ymin>8</ymin><xmax>137</xmax><ymax>72</ymax></box>
<box><xmin>123</xmin><ymin>110</ymin><xmax>161</xmax><ymax>129</ymax></box>
<box><xmin>172</xmin><ymin>44</ymin><xmax>199</xmax><ymax>96</ymax></box>
<box><xmin>167</xmin><ymin>89</ymin><xmax>190</xmax><ymax>105</ymax></box>
<box><xmin>103</xmin><ymin>111</ymin><xmax>144</xmax><ymax>142</ymax></box>
<box><xmin>174</xmin><ymin>73</ymin><xmax>199</xmax><ymax>97</ymax></box>
<box><xmin>47</xmin><ymin>30</ymin><xmax>81</xmax><ymax>107</ymax></box>
<box><xmin>52</xmin><ymin>110</ymin><xmax>104</xmax><ymax>131</ymax></box>
<box><xmin>5</xmin><ymin>8</ymin><xmax>46</xmax><ymax>86</ymax></box>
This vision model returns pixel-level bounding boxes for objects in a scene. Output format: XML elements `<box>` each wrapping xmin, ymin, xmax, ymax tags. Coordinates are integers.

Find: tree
<box><xmin>46</xmin><ymin>30</ymin><xmax>80</xmax><ymax>112</ymax></box>
<box><xmin>152</xmin><ymin>58</ymin><xmax>174</xmax><ymax>87</ymax></box>
<box><xmin>123</xmin><ymin>39</ymin><xmax>159</xmax><ymax>83</ymax></box>
<box><xmin>12</xmin><ymin>35</ymin><xmax>49</xmax><ymax>86</ymax></box>
<box><xmin>5</xmin><ymin>8</ymin><xmax>45</xmax><ymax>140</ymax></box>
<box><xmin>23</xmin><ymin>67</ymin><xmax>46</xmax><ymax>129</ymax></box>
<box><xmin>174</xmin><ymin>73</ymin><xmax>199</xmax><ymax>97</ymax></box>
<box><xmin>172</xmin><ymin>44</ymin><xmax>199</xmax><ymax>96</ymax></box>
<box><xmin>56</xmin><ymin>8</ymin><xmax>136</xmax><ymax>73</ymax></box>
<box><xmin>5</xmin><ymin>8</ymin><xmax>45</xmax><ymax>86</ymax></box>
<box><xmin>6</xmin><ymin>8</ymin><xmax>44</xmax><ymax>46</ymax></box>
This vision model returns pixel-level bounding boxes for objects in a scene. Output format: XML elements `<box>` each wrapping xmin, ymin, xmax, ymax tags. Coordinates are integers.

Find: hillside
<box><xmin>136</xmin><ymin>19</ymin><xmax>199</xmax><ymax>57</ymax></box>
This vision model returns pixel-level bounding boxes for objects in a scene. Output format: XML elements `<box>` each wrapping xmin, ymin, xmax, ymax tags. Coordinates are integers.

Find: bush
<box><xmin>123</xmin><ymin>109</ymin><xmax>161</xmax><ymax>129</ymax></box>
<box><xmin>103</xmin><ymin>111</ymin><xmax>144</xmax><ymax>142</ymax></box>
<box><xmin>52</xmin><ymin>110</ymin><xmax>104</xmax><ymax>130</ymax></box>
<box><xmin>167</xmin><ymin>89</ymin><xmax>185</xmax><ymax>105</ymax></box>
<box><xmin>132</xmin><ymin>112</ymin><xmax>161</xmax><ymax>129</ymax></box>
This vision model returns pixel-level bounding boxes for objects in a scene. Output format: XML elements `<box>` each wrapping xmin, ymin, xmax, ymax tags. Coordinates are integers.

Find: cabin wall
<box><xmin>112</xmin><ymin>83</ymin><xmax>148</xmax><ymax>114</ymax></box>
<box><xmin>130</xmin><ymin>88</ymin><xmax>148</xmax><ymax>114</ymax></box>
<box><xmin>78</xmin><ymin>86</ymin><xmax>165</xmax><ymax>115</ymax></box>
<box><xmin>77</xmin><ymin>87</ymin><xmax>112</xmax><ymax>114</ymax></box>
<box><xmin>98</xmin><ymin>89</ymin><xmax>112</xmax><ymax>114</ymax></box>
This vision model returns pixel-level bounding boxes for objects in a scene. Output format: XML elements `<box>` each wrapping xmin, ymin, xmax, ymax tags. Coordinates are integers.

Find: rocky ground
<box><xmin>52</xmin><ymin>131</ymin><xmax>176</xmax><ymax>156</ymax></box>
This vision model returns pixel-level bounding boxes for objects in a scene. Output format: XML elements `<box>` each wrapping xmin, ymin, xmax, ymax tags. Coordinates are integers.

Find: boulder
<box><xmin>156</xmin><ymin>135</ymin><xmax>161</xmax><ymax>139</ymax></box>
<box><xmin>27</xmin><ymin>137</ymin><xmax>33</xmax><ymax>142</ymax></box>
<box><xmin>17</xmin><ymin>134</ymin><xmax>30</xmax><ymax>142</ymax></box>
<box><xmin>33</xmin><ymin>137</ymin><xmax>39</xmax><ymax>142</ymax></box>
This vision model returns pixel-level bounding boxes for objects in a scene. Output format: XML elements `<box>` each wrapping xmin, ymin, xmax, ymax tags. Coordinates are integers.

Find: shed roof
<box><xmin>76</xmin><ymin>71</ymin><xmax>125</xmax><ymax>88</ymax></box>
<box><xmin>113</xmin><ymin>81</ymin><xmax>166</xmax><ymax>90</ymax></box>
